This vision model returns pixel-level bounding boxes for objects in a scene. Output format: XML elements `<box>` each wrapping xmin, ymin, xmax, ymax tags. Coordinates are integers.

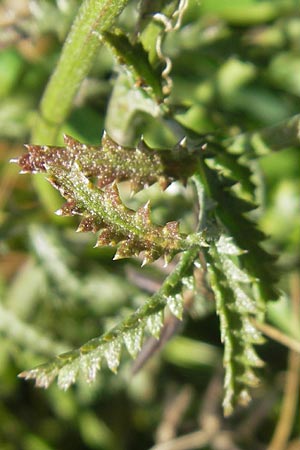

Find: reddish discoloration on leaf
<box><xmin>17</xmin><ymin>132</ymin><xmax>199</xmax><ymax>193</ymax></box>
<box><xmin>16</xmin><ymin>136</ymin><xmax>189</xmax><ymax>263</ymax></box>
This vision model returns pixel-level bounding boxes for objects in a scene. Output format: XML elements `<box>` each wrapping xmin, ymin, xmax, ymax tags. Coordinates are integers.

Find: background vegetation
<box><xmin>0</xmin><ymin>0</ymin><xmax>299</xmax><ymax>449</ymax></box>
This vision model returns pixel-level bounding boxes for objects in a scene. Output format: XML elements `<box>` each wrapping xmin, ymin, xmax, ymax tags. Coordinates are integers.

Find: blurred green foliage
<box><xmin>0</xmin><ymin>0</ymin><xmax>299</xmax><ymax>449</ymax></box>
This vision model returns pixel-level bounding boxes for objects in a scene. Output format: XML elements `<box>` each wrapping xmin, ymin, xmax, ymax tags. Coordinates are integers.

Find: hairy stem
<box><xmin>31</xmin><ymin>0</ymin><xmax>130</xmax><ymax>213</ymax></box>
<box><xmin>32</xmin><ymin>0</ymin><xmax>130</xmax><ymax>145</ymax></box>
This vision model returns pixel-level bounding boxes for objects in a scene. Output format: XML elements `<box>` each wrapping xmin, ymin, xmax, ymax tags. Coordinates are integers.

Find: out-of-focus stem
<box><xmin>227</xmin><ymin>114</ymin><xmax>300</xmax><ymax>156</ymax></box>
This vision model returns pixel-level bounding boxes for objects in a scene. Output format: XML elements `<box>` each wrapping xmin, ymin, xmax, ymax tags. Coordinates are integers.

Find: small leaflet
<box><xmin>146</xmin><ymin>311</ymin><xmax>164</xmax><ymax>339</ymax></box>
<box><xmin>104</xmin><ymin>339</ymin><xmax>122</xmax><ymax>373</ymax></box>
<box><xmin>33</xmin><ymin>369</ymin><xmax>57</xmax><ymax>389</ymax></box>
<box><xmin>79</xmin><ymin>350</ymin><xmax>101</xmax><ymax>383</ymax></box>
<box><xmin>216</xmin><ymin>235</ymin><xmax>243</xmax><ymax>256</ymax></box>
<box><xmin>123</xmin><ymin>325</ymin><xmax>144</xmax><ymax>358</ymax></box>
<box><xmin>242</xmin><ymin>318</ymin><xmax>265</xmax><ymax>344</ymax></box>
<box><xmin>238</xmin><ymin>389</ymin><xmax>251</xmax><ymax>406</ymax></box>
<box><xmin>167</xmin><ymin>293</ymin><xmax>184</xmax><ymax>319</ymax></box>
<box><xmin>233</xmin><ymin>286</ymin><xmax>257</xmax><ymax>314</ymax></box>
<box><xmin>221</xmin><ymin>256</ymin><xmax>251</xmax><ymax>284</ymax></box>
<box><xmin>57</xmin><ymin>361</ymin><xmax>79</xmax><ymax>390</ymax></box>
<box><xmin>239</xmin><ymin>345</ymin><xmax>264</xmax><ymax>368</ymax></box>
<box><xmin>238</xmin><ymin>368</ymin><xmax>260</xmax><ymax>387</ymax></box>
<box><xmin>181</xmin><ymin>275</ymin><xmax>194</xmax><ymax>290</ymax></box>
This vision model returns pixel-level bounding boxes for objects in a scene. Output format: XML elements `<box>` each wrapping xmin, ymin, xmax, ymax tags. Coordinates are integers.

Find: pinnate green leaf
<box><xmin>207</xmin><ymin>242</ymin><xmax>265</xmax><ymax>415</ymax></box>
<box><xmin>197</xmin><ymin>148</ymin><xmax>278</xmax><ymax>306</ymax></box>
<box><xmin>18</xmin><ymin>249</ymin><xmax>199</xmax><ymax>389</ymax></box>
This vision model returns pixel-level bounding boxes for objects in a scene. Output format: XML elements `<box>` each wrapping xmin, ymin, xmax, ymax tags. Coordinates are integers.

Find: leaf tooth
<box><xmin>103</xmin><ymin>181</ymin><xmax>122</xmax><ymax>206</ymax></box>
<box><xmin>167</xmin><ymin>293</ymin><xmax>184</xmax><ymax>319</ymax></box>
<box><xmin>97</xmin><ymin>176</ymin><xmax>113</xmax><ymax>189</ymax></box>
<box><xmin>101</xmin><ymin>129</ymin><xmax>108</xmax><ymax>140</ymax></box>
<box><xmin>9</xmin><ymin>157</ymin><xmax>20</xmax><ymax>164</ymax></box>
<box><xmin>237</xmin><ymin>368</ymin><xmax>260</xmax><ymax>388</ymax></box>
<box><xmin>158</xmin><ymin>176</ymin><xmax>170</xmax><ymax>191</ymax></box>
<box><xmin>77</xmin><ymin>216</ymin><xmax>102</xmax><ymax>233</ymax></box>
<box><xmin>95</xmin><ymin>228</ymin><xmax>119</xmax><ymax>247</ymax></box>
<box><xmin>113</xmin><ymin>240</ymin><xmax>138</xmax><ymax>260</ymax></box>
<box><xmin>101</xmin><ymin>131</ymin><xmax>122</xmax><ymax>154</ymax></box>
<box><xmin>232</xmin><ymin>288</ymin><xmax>257</xmax><ymax>314</ymax></box>
<box><xmin>242</xmin><ymin>318</ymin><xmax>265</xmax><ymax>344</ymax></box>
<box><xmin>113</xmin><ymin>242</ymin><xmax>130</xmax><ymax>260</ymax></box>
<box><xmin>63</xmin><ymin>134</ymin><xmax>81</xmax><ymax>150</ymax></box>
<box><xmin>235</xmin><ymin>345</ymin><xmax>265</xmax><ymax>368</ymax></box>
<box><xmin>136</xmin><ymin>136</ymin><xmax>150</xmax><ymax>152</ymax></box>
<box><xmin>18</xmin><ymin>144</ymin><xmax>73</xmax><ymax>173</ymax></box>
<box><xmin>130</xmin><ymin>179</ymin><xmax>144</xmax><ymax>194</ymax></box>
<box><xmin>136</xmin><ymin>201</ymin><xmax>151</xmax><ymax>226</ymax></box>
<box><xmin>16</xmin><ymin>155</ymin><xmax>33</xmax><ymax>173</ymax></box>
<box><xmin>176</xmin><ymin>136</ymin><xmax>187</xmax><ymax>149</ymax></box>
<box><xmin>24</xmin><ymin>143</ymin><xmax>46</xmax><ymax>154</ymax></box>
<box><xmin>147</xmin><ymin>311</ymin><xmax>164</xmax><ymax>338</ymax></box>
<box><xmin>80</xmin><ymin>350</ymin><xmax>102</xmax><ymax>383</ymax></box>
<box><xmin>123</xmin><ymin>325</ymin><xmax>145</xmax><ymax>358</ymax></box>
<box><xmin>57</xmin><ymin>361</ymin><xmax>79</xmax><ymax>390</ymax></box>
<box><xmin>103</xmin><ymin>339</ymin><xmax>122</xmax><ymax>373</ymax></box>
<box><xmin>163</xmin><ymin>253</ymin><xmax>174</xmax><ymax>267</ymax></box>
<box><xmin>47</xmin><ymin>176</ymin><xmax>66</xmax><ymax>196</ymax></box>
<box><xmin>101</xmin><ymin>130</ymin><xmax>114</xmax><ymax>147</ymax></box>
<box><xmin>237</xmin><ymin>389</ymin><xmax>251</xmax><ymax>407</ymax></box>
<box><xmin>48</xmin><ymin>176</ymin><xmax>78</xmax><ymax>204</ymax></box>
<box><xmin>18</xmin><ymin>370</ymin><xmax>31</xmax><ymax>380</ymax></box>
<box><xmin>141</xmin><ymin>257</ymin><xmax>149</xmax><ymax>267</ymax></box>
<box><xmin>35</xmin><ymin>370</ymin><xmax>58</xmax><ymax>388</ymax></box>
<box><xmin>17</xmin><ymin>147</ymin><xmax>47</xmax><ymax>173</ymax></box>
<box><xmin>19</xmin><ymin>368</ymin><xmax>41</xmax><ymax>381</ymax></box>
<box><xmin>19</xmin><ymin>367</ymin><xmax>58</xmax><ymax>389</ymax></box>
<box><xmin>216</xmin><ymin>235</ymin><xmax>245</xmax><ymax>256</ymax></box>
<box><xmin>163</xmin><ymin>220</ymin><xmax>180</xmax><ymax>238</ymax></box>
<box><xmin>56</xmin><ymin>201</ymin><xmax>80</xmax><ymax>216</ymax></box>
<box><xmin>141</xmin><ymin>249</ymin><xmax>158</xmax><ymax>267</ymax></box>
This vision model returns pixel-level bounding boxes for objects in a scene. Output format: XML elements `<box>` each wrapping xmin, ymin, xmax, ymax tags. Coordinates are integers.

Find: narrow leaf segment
<box><xmin>196</xmin><ymin>149</ymin><xmax>278</xmax><ymax>307</ymax></box>
<box><xmin>206</xmin><ymin>241</ymin><xmax>265</xmax><ymax>416</ymax></box>
<box><xmin>19</xmin><ymin>133</ymin><xmax>197</xmax><ymax>192</ymax></box>
<box><xmin>16</xmin><ymin>133</ymin><xmax>198</xmax><ymax>264</ymax></box>
<box><xmin>193</xmin><ymin>140</ymin><xmax>278</xmax><ymax>413</ymax></box>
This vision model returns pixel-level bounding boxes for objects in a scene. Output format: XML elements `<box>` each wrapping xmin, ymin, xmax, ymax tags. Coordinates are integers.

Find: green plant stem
<box><xmin>31</xmin><ymin>0</ymin><xmax>130</xmax><ymax>214</ymax></box>
<box><xmin>32</xmin><ymin>0</ymin><xmax>129</xmax><ymax>145</ymax></box>
<box><xmin>227</xmin><ymin>113</ymin><xmax>300</xmax><ymax>156</ymax></box>
<box><xmin>192</xmin><ymin>171</ymin><xmax>213</xmax><ymax>231</ymax></box>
